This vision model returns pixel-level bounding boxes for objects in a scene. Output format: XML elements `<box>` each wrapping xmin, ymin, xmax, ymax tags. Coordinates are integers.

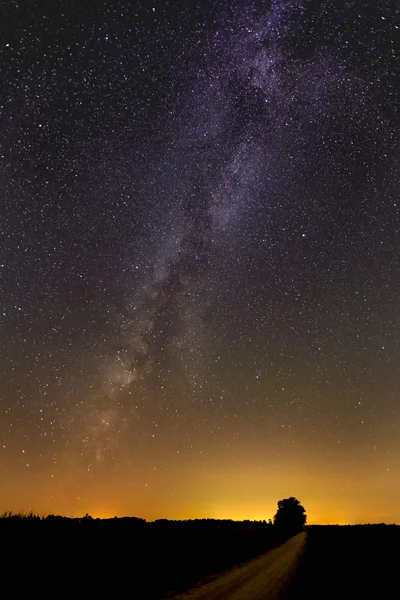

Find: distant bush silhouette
<box><xmin>273</xmin><ymin>497</ymin><xmax>306</xmax><ymax>535</ymax></box>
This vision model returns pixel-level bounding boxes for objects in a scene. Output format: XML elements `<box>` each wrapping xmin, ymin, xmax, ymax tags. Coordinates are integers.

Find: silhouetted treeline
<box><xmin>1</xmin><ymin>513</ymin><xmax>285</xmax><ymax>599</ymax></box>
<box><xmin>3</xmin><ymin>513</ymin><xmax>398</xmax><ymax>599</ymax></box>
<box><xmin>0</xmin><ymin>511</ymin><xmax>270</xmax><ymax>533</ymax></box>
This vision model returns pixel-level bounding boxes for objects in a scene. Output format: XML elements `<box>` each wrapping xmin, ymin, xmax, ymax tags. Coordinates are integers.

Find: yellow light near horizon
<box><xmin>2</xmin><ymin>432</ymin><xmax>399</xmax><ymax>524</ymax></box>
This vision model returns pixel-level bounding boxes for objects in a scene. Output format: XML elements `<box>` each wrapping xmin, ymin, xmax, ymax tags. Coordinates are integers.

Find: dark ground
<box><xmin>285</xmin><ymin>524</ymin><xmax>400</xmax><ymax>600</ymax></box>
<box><xmin>2</xmin><ymin>516</ymin><xmax>283</xmax><ymax>598</ymax></box>
<box><xmin>3</xmin><ymin>517</ymin><xmax>399</xmax><ymax>598</ymax></box>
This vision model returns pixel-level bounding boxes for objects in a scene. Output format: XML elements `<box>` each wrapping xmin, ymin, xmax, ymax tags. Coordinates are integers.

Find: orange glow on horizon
<box><xmin>2</xmin><ymin>446</ymin><xmax>399</xmax><ymax>525</ymax></box>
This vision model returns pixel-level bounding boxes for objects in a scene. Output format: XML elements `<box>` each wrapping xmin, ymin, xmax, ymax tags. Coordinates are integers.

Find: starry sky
<box><xmin>1</xmin><ymin>0</ymin><xmax>399</xmax><ymax>524</ymax></box>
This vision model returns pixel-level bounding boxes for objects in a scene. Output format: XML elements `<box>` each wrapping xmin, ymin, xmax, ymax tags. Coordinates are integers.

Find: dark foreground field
<box><xmin>1</xmin><ymin>515</ymin><xmax>286</xmax><ymax>598</ymax></box>
<box><xmin>2</xmin><ymin>517</ymin><xmax>399</xmax><ymax>599</ymax></box>
<box><xmin>286</xmin><ymin>524</ymin><xmax>400</xmax><ymax>600</ymax></box>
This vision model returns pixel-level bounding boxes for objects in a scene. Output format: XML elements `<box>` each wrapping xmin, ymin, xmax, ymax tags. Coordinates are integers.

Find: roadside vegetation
<box><xmin>1</xmin><ymin>509</ymin><xmax>296</xmax><ymax>599</ymax></box>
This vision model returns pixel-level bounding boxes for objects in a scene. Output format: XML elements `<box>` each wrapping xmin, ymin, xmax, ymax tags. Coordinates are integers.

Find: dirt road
<box><xmin>171</xmin><ymin>532</ymin><xmax>307</xmax><ymax>600</ymax></box>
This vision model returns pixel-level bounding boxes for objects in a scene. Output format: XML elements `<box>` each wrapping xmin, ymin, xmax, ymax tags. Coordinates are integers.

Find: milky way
<box><xmin>1</xmin><ymin>1</ymin><xmax>399</xmax><ymax>521</ymax></box>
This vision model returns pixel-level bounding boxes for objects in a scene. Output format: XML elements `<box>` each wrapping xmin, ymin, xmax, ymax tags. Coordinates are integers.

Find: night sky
<box><xmin>1</xmin><ymin>0</ymin><xmax>399</xmax><ymax>524</ymax></box>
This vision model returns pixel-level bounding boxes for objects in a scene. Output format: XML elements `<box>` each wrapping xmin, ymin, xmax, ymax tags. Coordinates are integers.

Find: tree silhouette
<box><xmin>273</xmin><ymin>497</ymin><xmax>306</xmax><ymax>535</ymax></box>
